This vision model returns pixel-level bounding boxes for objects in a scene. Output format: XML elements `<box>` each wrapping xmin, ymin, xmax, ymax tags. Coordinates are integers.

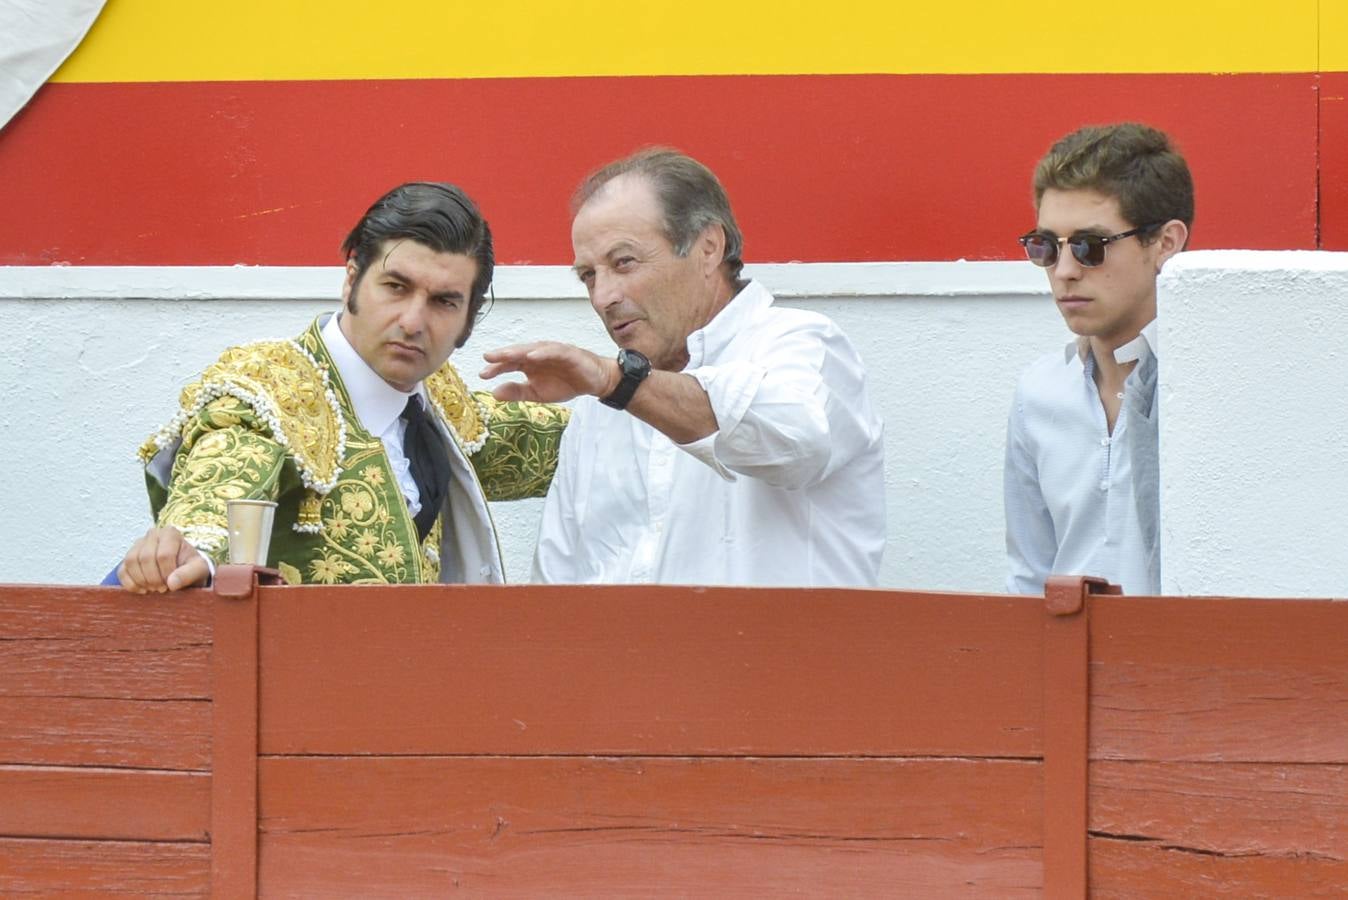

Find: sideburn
<box><xmin>344</xmin><ymin>266</ymin><xmax>366</xmax><ymax>315</ymax></box>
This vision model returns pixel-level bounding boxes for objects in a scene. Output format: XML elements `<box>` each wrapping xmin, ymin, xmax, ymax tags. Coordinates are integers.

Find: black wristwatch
<box><xmin>600</xmin><ymin>348</ymin><xmax>651</xmax><ymax>410</ymax></box>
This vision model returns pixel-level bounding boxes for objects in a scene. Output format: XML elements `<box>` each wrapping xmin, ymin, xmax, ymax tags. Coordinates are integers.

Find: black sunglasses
<box><xmin>1018</xmin><ymin>223</ymin><xmax>1161</xmax><ymax>268</ymax></box>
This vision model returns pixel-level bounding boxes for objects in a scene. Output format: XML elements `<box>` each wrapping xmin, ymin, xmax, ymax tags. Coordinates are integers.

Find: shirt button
<box><xmin>1100</xmin><ymin>437</ymin><xmax>1109</xmax><ymax>446</ymax></box>
<box><xmin>1098</xmin><ymin>480</ymin><xmax>1109</xmax><ymax>491</ymax></box>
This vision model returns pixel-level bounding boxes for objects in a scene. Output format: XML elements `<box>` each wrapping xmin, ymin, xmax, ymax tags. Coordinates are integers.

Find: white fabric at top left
<box><xmin>0</xmin><ymin>0</ymin><xmax>106</xmax><ymax>131</ymax></box>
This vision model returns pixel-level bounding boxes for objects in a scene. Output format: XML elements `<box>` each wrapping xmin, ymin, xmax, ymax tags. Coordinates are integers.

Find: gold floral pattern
<box><xmin>471</xmin><ymin>393</ymin><xmax>571</xmax><ymax>500</ymax></box>
<box><xmin>426</xmin><ymin>363</ymin><xmax>490</xmax><ymax>452</ymax></box>
<box><xmin>154</xmin><ymin>396</ymin><xmax>287</xmax><ymax>554</ymax></box>
<box><xmin>139</xmin><ymin>337</ymin><xmax>345</xmax><ymax>495</ymax></box>
<box><xmin>142</xmin><ymin>317</ymin><xmax>565</xmax><ymax>583</ymax></box>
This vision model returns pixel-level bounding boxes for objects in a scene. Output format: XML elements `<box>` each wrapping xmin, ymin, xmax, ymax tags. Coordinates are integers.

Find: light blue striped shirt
<box><xmin>1004</xmin><ymin>322</ymin><xmax>1160</xmax><ymax>596</ymax></box>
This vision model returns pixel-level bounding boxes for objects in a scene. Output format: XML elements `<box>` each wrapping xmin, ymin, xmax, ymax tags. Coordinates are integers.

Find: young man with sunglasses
<box><xmin>1004</xmin><ymin>123</ymin><xmax>1192</xmax><ymax>595</ymax></box>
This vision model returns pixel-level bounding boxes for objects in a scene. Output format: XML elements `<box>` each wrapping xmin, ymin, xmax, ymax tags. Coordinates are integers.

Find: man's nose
<box><xmin>590</xmin><ymin>269</ymin><xmax>621</xmax><ymax>313</ymax></box>
<box><xmin>398</xmin><ymin>295</ymin><xmax>429</xmax><ymax>333</ymax></box>
<box><xmin>1052</xmin><ymin>241</ymin><xmax>1083</xmax><ymax>278</ymax></box>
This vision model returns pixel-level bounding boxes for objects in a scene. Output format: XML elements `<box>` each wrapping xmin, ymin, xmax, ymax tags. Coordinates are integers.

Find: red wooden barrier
<box><xmin>1</xmin><ymin>574</ymin><xmax>1344</xmax><ymax>897</ymax></box>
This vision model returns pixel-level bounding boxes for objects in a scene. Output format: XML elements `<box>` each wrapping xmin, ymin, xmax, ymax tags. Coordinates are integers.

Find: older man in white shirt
<box><xmin>1005</xmin><ymin>123</ymin><xmax>1193</xmax><ymax>596</ymax></box>
<box><xmin>482</xmin><ymin>148</ymin><xmax>885</xmax><ymax>587</ymax></box>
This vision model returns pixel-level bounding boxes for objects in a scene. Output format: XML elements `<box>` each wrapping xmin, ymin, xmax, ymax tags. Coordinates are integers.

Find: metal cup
<box><xmin>226</xmin><ymin>499</ymin><xmax>278</xmax><ymax>566</ymax></box>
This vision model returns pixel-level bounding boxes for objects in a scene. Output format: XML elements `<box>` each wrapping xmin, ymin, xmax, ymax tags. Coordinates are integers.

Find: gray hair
<box><xmin>572</xmin><ymin>147</ymin><xmax>745</xmax><ymax>283</ymax></box>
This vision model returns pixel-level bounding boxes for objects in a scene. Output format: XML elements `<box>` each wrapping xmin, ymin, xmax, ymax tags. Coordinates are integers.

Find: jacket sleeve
<box><xmin>150</xmin><ymin>395</ymin><xmax>288</xmax><ymax>561</ymax></box>
<box><xmin>468</xmin><ymin>392</ymin><xmax>571</xmax><ymax>501</ymax></box>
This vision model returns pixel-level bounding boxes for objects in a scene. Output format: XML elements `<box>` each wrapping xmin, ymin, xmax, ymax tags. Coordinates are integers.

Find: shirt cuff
<box><xmin>685</xmin><ymin>362</ymin><xmax>763</xmax><ymax>438</ymax></box>
<box><xmin>199</xmin><ymin>548</ymin><xmax>216</xmax><ymax>586</ymax></box>
<box><xmin>676</xmin><ymin>431</ymin><xmax>737</xmax><ymax>482</ymax></box>
<box><xmin>677</xmin><ymin>362</ymin><xmax>766</xmax><ymax>479</ymax></box>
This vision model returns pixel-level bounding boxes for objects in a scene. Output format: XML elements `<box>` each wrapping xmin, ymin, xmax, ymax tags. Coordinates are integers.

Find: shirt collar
<box><xmin>321</xmin><ymin>311</ymin><xmax>423</xmax><ymax>435</ymax></box>
<box><xmin>683</xmin><ymin>280</ymin><xmax>772</xmax><ymax>369</ymax></box>
<box><xmin>1113</xmin><ymin>319</ymin><xmax>1158</xmax><ymax>366</ymax></box>
<box><xmin>1060</xmin><ymin>319</ymin><xmax>1159</xmax><ymax>367</ymax></box>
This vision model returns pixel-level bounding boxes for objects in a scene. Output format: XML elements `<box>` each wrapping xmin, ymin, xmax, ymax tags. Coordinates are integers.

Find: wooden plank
<box><xmin>0</xmin><ymin>585</ymin><xmax>211</xmax><ymax>701</ymax></box>
<box><xmin>1089</xmin><ymin>837</ymin><xmax>1348</xmax><ymax>899</ymax></box>
<box><xmin>0</xmin><ymin>697</ymin><xmax>209</xmax><ymax>770</ymax></box>
<box><xmin>0</xmin><ymin>837</ymin><xmax>209</xmax><ymax>895</ymax></box>
<box><xmin>211</xmin><ymin>585</ymin><xmax>260</xmax><ymax>899</ymax></box>
<box><xmin>1041</xmin><ymin>577</ymin><xmax>1114</xmax><ymax>900</ymax></box>
<box><xmin>0</xmin><ymin>765</ymin><xmax>209</xmax><ymax>841</ymax></box>
<box><xmin>258</xmin><ymin>585</ymin><xmax>1043</xmax><ymax>756</ymax></box>
<box><xmin>259</xmin><ymin>756</ymin><xmax>1042</xmax><ymax>896</ymax></box>
<box><xmin>1091</xmin><ymin>761</ymin><xmax>1347</xmax><ymax>861</ymax></box>
<box><xmin>1090</xmin><ymin>597</ymin><xmax>1348</xmax><ymax>763</ymax></box>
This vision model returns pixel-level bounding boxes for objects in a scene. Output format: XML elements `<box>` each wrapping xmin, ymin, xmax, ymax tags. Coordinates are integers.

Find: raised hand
<box><xmin>481</xmin><ymin>342</ymin><xmax>618</xmax><ymax>403</ymax></box>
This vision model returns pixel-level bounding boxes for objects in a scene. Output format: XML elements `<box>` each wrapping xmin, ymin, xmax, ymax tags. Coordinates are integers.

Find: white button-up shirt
<box><xmin>321</xmin><ymin>313</ymin><xmax>504</xmax><ymax>583</ymax></box>
<box><xmin>1004</xmin><ymin>321</ymin><xmax>1160</xmax><ymax>595</ymax></box>
<box><xmin>532</xmin><ymin>281</ymin><xmax>886</xmax><ymax>587</ymax></box>
<box><xmin>322</xmin><ymin>312</ymin><xmax>425</xmax><ymax>516</ymax></box>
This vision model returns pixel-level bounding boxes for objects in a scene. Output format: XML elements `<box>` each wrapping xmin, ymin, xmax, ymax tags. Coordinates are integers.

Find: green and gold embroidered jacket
<box><xmin>138</xmin><ymin>317</ymin><xmax>569</xmax><ymax>585</ymax></box>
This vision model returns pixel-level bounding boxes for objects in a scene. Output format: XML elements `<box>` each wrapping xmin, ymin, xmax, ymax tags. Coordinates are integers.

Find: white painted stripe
<box><xmin>0</xmin><ymin>261</ymin><xmax>1049</xmax><ymax>302</ymax></box>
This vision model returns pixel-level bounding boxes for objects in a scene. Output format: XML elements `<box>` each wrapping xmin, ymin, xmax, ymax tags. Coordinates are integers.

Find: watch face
<box><xmin>618</xmin><ymin>349</ymin><xmax>651</xmax><ymax>377</ymax></box>
<box><xmin>601</xmin><ymin>348</ymin><xmax>651</xmax><ymax>410</ymax></box>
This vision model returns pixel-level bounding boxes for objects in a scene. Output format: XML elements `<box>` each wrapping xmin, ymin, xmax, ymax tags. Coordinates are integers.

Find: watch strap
<box><xmin>600</xmin><ymin>350</ymin><xmax>650</xmax><ymax>410</ymax></box>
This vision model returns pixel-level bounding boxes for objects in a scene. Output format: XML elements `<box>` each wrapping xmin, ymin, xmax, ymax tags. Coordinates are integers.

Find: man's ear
<box><xmin>1154</xmin><ymin>219</ymin><xmax>1189</xmax><ymax>272</ymax></box>
<box><xmin>696</xmin><ymin>223</ymin><xmax>727</xmax><ymax>277</ymax></box>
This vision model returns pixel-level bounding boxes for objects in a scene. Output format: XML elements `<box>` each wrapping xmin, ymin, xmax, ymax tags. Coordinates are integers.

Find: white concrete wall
<box><xmin>7</xmin><ymin>255</ymin><xmax>1343</xmax><ymax>595</ymax></box>
<box><xmin>1159</xmin><ymin>251</ymin><xmax>1348</xmax><ymax>598</ymax></box>
<box><xmin>0</xmin><ymin>261</ymin><xmax>1066</xmax><ymax>590</ymax></box>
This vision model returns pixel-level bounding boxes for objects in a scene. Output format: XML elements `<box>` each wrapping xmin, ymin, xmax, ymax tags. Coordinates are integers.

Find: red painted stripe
<box><xmin>0</xmin><ymin>74</ymin><xmax>1319</xmax><ymax>266</ymax></box>
<box><xmin>1320</xmin><ymin>72</ymin><xmax>1348</xmax><ymax>251</ymax></box>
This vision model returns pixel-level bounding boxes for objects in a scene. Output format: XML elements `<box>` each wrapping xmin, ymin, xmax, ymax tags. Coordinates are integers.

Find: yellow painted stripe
<box><xmin>1324</xmin><ymin>1</ymin><xmax>1348</xmax><ymax>70</ymax></box>
<box><xmin>54</xmin><ymin>0</ymin><xmax>1325</xmax><ymax>82</ymax></box>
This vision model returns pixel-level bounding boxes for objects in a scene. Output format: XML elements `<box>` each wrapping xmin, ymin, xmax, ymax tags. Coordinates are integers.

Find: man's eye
<box><xmin>436</xmin><ymin>296</ymin><xmax>462</xmax><ymax>308</ymax></box>
<box><xmin>614</xmin><ymin>256</ymin><xmax>636</xmax><ymax>270</ymax></box>
<box><xmin>577</xmin><ymin>270</ymin><xmax>595</xmax><ymax>287</ymax></box>
<box><xmin>384</xmin><ymin>281</ymin><xmax>405</xmax><ymax>292</ymax></box>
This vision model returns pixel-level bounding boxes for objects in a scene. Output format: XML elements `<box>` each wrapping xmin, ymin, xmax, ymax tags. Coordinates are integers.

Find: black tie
<box><xmin>400</xmin><ymin>395</ymin><xmax>451</xmax><ymax>542</ymax></box>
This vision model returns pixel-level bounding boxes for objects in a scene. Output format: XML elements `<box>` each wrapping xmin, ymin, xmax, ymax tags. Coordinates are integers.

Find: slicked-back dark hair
<box><xmin>342</xmin><ymin>182</ymin><xmax>494</xmax><ymax>346</ymax></box>
<box><xmin>1033</xmin><ymin>123</ymin><xmax>1194</xmax><ymax>246</ymax></box>
<box><xmin>572</xmin><ymin>147</ymin><xmax>745</xmax><ymax>284</ymax></box>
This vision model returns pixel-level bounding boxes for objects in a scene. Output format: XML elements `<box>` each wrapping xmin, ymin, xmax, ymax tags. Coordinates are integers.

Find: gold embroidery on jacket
<box><xmin>142</xmin><ymin>318</ymin><xmax>567</xmax><ymax>582</ymax></box>
<box><xmin>471</xmin><ymin>393</ymin><xmax>571</xmax><ymax>500</ymax></box>
<box><xmin>138</xmin><ymin>339</ymin><xmax>345</xmax><ymax>496</ymax></box>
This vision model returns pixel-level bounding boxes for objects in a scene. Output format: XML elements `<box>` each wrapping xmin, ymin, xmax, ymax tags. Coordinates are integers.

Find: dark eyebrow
<box><xmin>381</xmin><ymin>266</ymin><xmax>465</xmax><ymax>301</ymax></box>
